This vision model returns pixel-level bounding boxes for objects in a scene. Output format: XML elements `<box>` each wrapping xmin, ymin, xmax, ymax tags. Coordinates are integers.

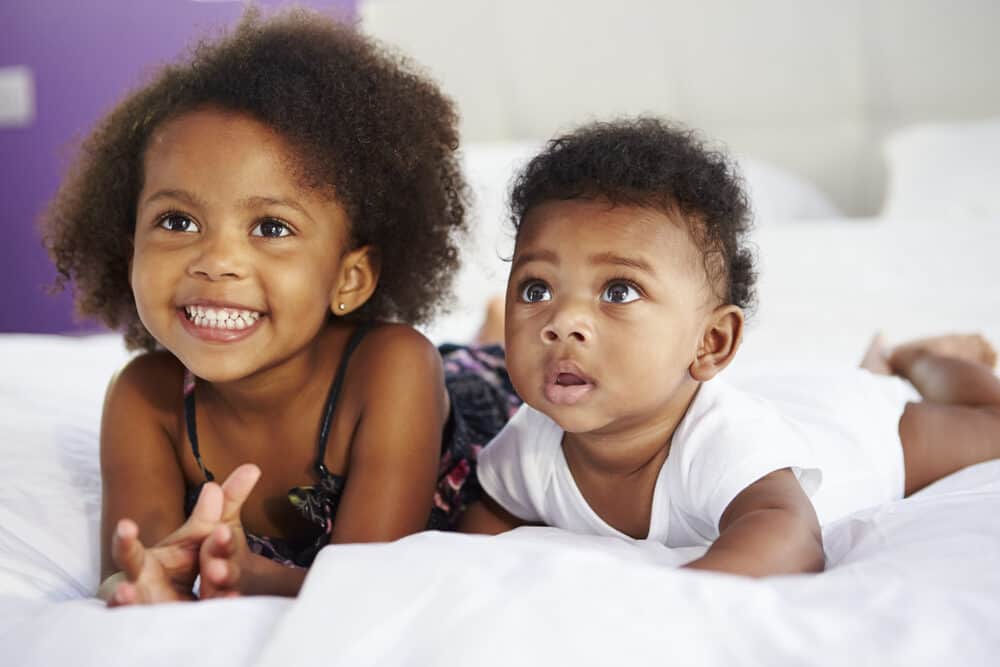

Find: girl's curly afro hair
<box><xmin>43</xmin><ymin>7</ymin><xmax>467</xmax><ymax>351</ymax></box>
<box><xmin>509</xmin><ymin>117</ymin><xmax>757</xmax><ymax>312</ymax></box>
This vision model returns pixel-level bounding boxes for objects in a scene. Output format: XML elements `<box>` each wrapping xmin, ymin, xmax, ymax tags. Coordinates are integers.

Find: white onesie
<box><xmin>477</xmin><ymin>367</ymin><xmax>917</xmax><ymax>547</ymax></box>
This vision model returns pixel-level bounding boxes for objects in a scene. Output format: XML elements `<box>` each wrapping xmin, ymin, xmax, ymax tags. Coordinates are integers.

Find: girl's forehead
<box><xmin>144</xmin><ymin>110</ymin><xmax>341</xmax><ymax>205</ymax></box>
<box><xmin>148</xmin><ymin>108</ymin><xmax>291</xmax><ymax>165</ymax></box>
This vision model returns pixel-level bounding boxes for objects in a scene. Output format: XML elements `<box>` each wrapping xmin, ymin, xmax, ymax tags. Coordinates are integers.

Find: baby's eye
<box><xmin>251</xmin><ymin>219</ymin><xmax>292</xmax><ymax>238</ymax></box>
<box><xmin>602</xmin><ymin>281</ymin><xmax>640</xmax><ymax>304</ymax></box>
<box><xmin>520</xmin><ymin>281</ymin><xmax>552</xmax><ymax>303</ymax></box>
<box><xmin>158</xmin><ymin>214</ymin><xmax>199</xmax><ymax>233</ymax></box>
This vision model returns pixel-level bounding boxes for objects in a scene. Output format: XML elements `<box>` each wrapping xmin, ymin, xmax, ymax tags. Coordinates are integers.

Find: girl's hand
<box><xmin>198</xmin><ymin>464</ymin><xmax>261</xmax><ymax>599</ymax></box>
<box><xmin>106</xmin><ymin>481</ymin><xmax>225</xmax><ymax>606</ymax></box>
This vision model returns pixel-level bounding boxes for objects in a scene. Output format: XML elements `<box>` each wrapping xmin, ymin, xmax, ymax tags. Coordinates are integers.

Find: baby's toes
<box><xmin>979</xmin><ymin>336</ymin><xmax>998</xmax><ymax>368</ymax></box>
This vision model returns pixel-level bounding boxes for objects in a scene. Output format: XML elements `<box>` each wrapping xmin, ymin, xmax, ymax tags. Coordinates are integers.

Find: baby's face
<box><xmin>131</xmin><ymin>107</ymin><xmax>351</xmax><ymax>382</ymax></box>
<box><xmin>505</xmin><ymin>199</ymin><xmax>716</xmax><ymax>436</ymax></box>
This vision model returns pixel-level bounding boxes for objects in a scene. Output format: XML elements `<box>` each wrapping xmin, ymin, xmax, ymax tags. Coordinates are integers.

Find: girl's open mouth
<box><xmin>178</xmin><ymin>305</ymin><xmax>265</xmax><ymax>343</ymax></box>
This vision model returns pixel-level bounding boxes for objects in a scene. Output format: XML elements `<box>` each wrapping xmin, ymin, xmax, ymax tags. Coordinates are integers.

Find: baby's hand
<box><xmin>198</xmin><ymin>464</ymin><xmax>261</xmax><ymax>600</ymax></box>
<box><xmin>106</xmin><ymin>481</ymin><xmax>225</xmax><ymax>607</ymax></box>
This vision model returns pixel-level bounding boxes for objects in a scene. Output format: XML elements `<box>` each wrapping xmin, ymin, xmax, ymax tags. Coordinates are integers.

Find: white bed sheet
<box><xmin>2</xmin><ymin>215</ymin><xmax>999</xmax><ymax>665</ymax></box>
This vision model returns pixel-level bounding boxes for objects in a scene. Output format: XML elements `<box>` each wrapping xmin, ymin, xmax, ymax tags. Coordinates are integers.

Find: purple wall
<box><xmin>0</xmin><ymin>0</ymin><xmax>356</xmax><ymax>334</ymax></box>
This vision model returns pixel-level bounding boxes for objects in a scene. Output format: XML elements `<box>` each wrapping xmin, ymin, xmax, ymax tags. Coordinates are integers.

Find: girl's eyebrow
<box><xmin>238</xmin><ymin>195</ymin><xmax>312</xmax><ymax>221</ymax></box>
<box><xmin>139</xmin><ymin>190</ymin><xmax>313</xmax><ymax>222</ymax></box>
<box><xmin>512</xmin><ymin>249</ymin><xmax>559</xmax><ymax>271</ymax></box>
<box><xmin>140</xmin><ymin>188</ymin><xmax>206</xmax><ymax>209</ymax></box>
<box><xmin>588</xmin><ymin>252</ymin><xmax>656</xmax><ymax>277</ymax></box>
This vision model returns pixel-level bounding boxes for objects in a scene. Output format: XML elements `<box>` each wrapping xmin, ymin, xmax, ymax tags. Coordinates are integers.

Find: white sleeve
<box><xmin>476</xmin><ymin>405</ymin><xmax>556</xmax><ymax>523</ymax></box>
<box><xmin>670</xmin><ymin>394</ymin><xmax>821</xmax><ymax>540</ymax></box>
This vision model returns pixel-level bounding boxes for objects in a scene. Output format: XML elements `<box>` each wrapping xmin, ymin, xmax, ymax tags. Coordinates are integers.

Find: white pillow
<box><xmin>420</xmin><ymin>142</ymin><xmax>538</xmax><ymax>344</ymax></box>
<box><xmin>737</xmin><ymin>156</ymin><xmax>842</xmax><ymax>223</ymax></box>
<box><xmin>0</xmin><ymin>334</ymin><xmax>131</xmax><ymax>600</ymax></box>
<box><xmin>880</xmin><ymin>118</ymin><xmax>1000</xmax><ymax>219</ymax></box>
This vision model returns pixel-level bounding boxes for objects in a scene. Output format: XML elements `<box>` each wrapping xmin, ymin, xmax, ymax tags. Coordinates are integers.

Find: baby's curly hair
<box><xmin>43</xmin><ymin>7</ymin><xmax>466</xmax><ymax>351</ymax></box>
<box><xmin>509</xmin><ymin>118</ymin><xmax>756</xmax><ymax>312</ymax></box>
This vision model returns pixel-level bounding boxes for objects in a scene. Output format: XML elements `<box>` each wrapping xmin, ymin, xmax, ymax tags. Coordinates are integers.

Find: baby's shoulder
<box><xmin>105</xmin><ymin>350</ymin><xmax>186</xmax><ymax>421</ymax></box>
<box><xmin>482</xmin><ymin>404</ymin><xmax>563</xmax><ymax>466</ymax></box>
<box><xmin>672</xmin><ymin>380</ymin><xmax>789</xmax><ymax>455</ymax></box>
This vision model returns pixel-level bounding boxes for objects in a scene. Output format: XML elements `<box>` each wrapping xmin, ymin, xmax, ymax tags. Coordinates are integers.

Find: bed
<box><xmin>6</xmin><ymin>0</ymin><xmax>1000</xmax><ymax>659</ymax></box>
<box><xmin>3</xmin><ymin>124</ymin><xmax>1000</xmax><ymax>664</ymax></box>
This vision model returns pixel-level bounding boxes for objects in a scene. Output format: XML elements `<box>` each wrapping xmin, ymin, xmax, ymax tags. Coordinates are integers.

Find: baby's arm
<box><xmin>683</xmin><ymin>468</ymin><xmax>824</xmax><ymax>577</ymax></box>
<box><xmin>458</xmin><ymin>494</ymin><xmax>526</xmax><ymax>535</ymax></box>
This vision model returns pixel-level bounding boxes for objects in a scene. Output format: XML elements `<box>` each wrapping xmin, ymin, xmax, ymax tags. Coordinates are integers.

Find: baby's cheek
<box><xmin>626</xmin><ymin>347</ymin><xmax>688</xmax><ymax>394</ymax></box>
<box><xmin>503</xmin><ymin>344</ymin><xmax>535</xmax><ymax>400</ymax></box>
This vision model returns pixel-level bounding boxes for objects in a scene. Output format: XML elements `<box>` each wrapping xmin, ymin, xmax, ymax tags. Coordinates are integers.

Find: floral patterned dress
<box><xmin>183</xmin><ymin>324</ymin><xmax>520</xmax><ymax>568</ymax></box>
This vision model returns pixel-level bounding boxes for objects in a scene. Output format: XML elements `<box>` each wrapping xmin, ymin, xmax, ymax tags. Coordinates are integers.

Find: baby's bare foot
<box><xmin>474</xmin><ymin>295</ymin><xmax>506</xmax><ymax>346</ymax></box>
<box><xmin>890</xmin><ymin>334</ymin><xmax>997</xmax><ymax>370</ymax></box>
<box><xmin>860</xmin><ymin>333</ymin><xmax>892</xmax><ymax>375</ymax></box>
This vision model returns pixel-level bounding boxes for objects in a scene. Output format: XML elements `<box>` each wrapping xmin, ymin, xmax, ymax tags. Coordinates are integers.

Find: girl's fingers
<box><xmin>220</xmin><ymin>464</ymin><xmax>261</xmax><ymax>522</ymax></box>
<box><xmin>205</xmin><ymin>524</ymin><xmax>235</xmax><ymax>558</ymax></box>
<box><xmin>186</xmin><ymin>481</ymin><xmax>224</xmax><ymax>528</ymax></box>
<box><xmin>200</xmin><ymin>524</ymin><xmax>240</xmax><ymax>597</ymax></box>
<box><xmin>111</xmin><ymin>519</ymin><xmax>145</xmax><ymax>580</ymax></box>
<box><xmin>107</xmin><ymin>581</ymin><xmax>139</xmax><ymax>608</ymax></box>
<box><xmin>203</xmin><ymin>556</ymin><xmax>240</xmax><ymax>588</ymax></box>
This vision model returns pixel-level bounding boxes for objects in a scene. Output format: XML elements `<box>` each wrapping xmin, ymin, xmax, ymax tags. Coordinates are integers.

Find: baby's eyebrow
<box><xmin>511</xmin><ymin>249</ymin><xmax>559</xmax><ymax>272</ymax></box>
<box><xmin>589</xmin><ymin>252</ymin><xmax>656</xmax><ymax>276</ymax></box>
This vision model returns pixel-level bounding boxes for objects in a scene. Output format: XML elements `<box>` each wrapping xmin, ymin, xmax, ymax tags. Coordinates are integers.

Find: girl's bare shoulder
<box><xmin>104</xmin><ymin>350</ymin><xmax>186</xmax><ymax>425</ymax></box>
<box><xmin>353</xmin><ymin>323</ymin><xmax>443</xmax><ymax>389</ymax></box>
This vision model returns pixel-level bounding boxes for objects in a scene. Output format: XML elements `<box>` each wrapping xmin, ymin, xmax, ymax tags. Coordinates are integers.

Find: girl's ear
<box><xmin>689</xmin><ymin>304</ymin><xmax>744</xmax><ymax>382</ymax></box>
<box><xmin>330</xmin><ymin>245</ymin><xmax>381</xmax><ymax>316</ymax></box>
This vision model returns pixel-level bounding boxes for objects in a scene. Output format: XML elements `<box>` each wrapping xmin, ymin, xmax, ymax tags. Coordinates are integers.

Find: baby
<box><xmin>460</xmin><ymin>118</ymin><xmax>1000</xmax><ymax>576</ymax></box>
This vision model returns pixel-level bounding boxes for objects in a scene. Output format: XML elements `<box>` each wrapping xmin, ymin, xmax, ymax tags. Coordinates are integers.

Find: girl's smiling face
<box><xmin>505</xmin><ymin>199</ymin><xmax>727</xmax><ymax>438</ymax></box>
<box><xmin>132</xmin><ymin>107</ymin><xmax>357</xmax><ymax>383</ymax></box>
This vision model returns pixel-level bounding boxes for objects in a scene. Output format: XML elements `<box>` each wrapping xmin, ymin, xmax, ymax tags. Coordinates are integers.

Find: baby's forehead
<box><xmin>516</xmin><ymin>199</ymin><xmax>701</xmax><ymax>259</ymax></box>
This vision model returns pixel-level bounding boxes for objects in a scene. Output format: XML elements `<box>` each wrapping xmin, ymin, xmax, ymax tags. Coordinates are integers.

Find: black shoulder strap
<box><xmin>315</xmin><ymin>323</ymin><xmax>374</xmax><ymax>475</ymax></box>
<box><xmin>184</xmin><ymin>386</ymin><xmax>215</xmax><ymax>482</ymax></box>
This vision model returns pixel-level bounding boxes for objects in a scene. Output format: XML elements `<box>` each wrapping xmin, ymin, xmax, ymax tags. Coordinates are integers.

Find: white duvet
<box><xmin>2</xmin><ymin>216</ymin><xmax>999</xmax><ymax>665</ymax></box>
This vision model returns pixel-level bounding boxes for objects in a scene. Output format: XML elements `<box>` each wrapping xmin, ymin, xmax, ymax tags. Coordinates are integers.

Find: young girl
<box><xmin>43</xmin><ymin>9</ymin><xmax>518</xmax><ymax>604</ymax></box>
<box><xmin>460</xmin><ymin>118</ymin><xmax>1000</xmax><ymax>577</ymax></box>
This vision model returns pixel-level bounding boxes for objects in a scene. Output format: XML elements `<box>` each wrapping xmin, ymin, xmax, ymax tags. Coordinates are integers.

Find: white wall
<box><xmin>361</xmin><ymin>0</ymin><xmax>1000</xmax><ymax>215</ymax></box>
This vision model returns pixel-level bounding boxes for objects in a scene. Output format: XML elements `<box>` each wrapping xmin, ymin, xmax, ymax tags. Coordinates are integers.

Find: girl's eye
<box><xmin>520</xmin><ymin>281</ymin><xmax>552</xmax><ymax>303</ymax></box>
<box><xmin>602</xmin><ymin>281</ymin><xmax>641</xmax><ymax>304</ymax></box>
<box><xmin>252</xmin><ymin>219</ymin><xmax>292</xmax><ymax>238</ymax></box>
<box><xmin>158</xmin><ymin>214</ymin><xmax>199</xmax><ymax>233</ymax></box>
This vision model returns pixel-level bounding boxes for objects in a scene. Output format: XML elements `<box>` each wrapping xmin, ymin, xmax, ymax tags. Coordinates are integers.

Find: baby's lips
<box><xmin>555</xmin><ymin>372</ymin><xmax>588</xmax><ymax>386</ymax></box>
<box><xmin>545</xmin><ymin>359</ymin><xmax>595</xmax><ymax>386</ymax></box>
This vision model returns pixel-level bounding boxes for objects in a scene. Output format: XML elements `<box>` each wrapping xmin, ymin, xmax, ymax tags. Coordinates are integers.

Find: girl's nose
<box><xmin>187</xmin><ymin>231</ymin><xmax>247</xmax><ymax>281</ymax></box>
<box><xmin>540</xmin><ymin>304</ymin><xmax>592</xmax><ymax>344</ymax></box>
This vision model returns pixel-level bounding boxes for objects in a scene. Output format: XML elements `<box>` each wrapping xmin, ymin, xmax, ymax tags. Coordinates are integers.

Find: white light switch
<box><xmin>0</xmin><ymin>66</ymin><xmax>35</xmax><ymax>128</ymax></box>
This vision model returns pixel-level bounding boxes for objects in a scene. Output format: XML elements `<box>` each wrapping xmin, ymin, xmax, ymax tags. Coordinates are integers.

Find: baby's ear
<box><xmin>330</xmin><ymin>245</ymin><xmax>381</xmax><ymax>316</ymax></box>
<box><xmin>690</xmin><ymin>304</ymin><xmax>744</xmax><ymax>382</ymax></box>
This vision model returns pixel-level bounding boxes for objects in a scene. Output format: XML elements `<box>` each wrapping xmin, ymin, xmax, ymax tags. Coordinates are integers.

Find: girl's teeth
<box><xmin>184</xmin><ymin>305</ymin><xmax>261</xmax><ymax>328</ymax></box>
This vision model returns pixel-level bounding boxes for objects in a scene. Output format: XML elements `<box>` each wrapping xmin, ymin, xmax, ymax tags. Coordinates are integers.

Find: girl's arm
<box><xmin>328</xmin><ymin>325</ymin><xmax>448</xmax><ymax>542</ymax></box>
<box><xmin>682</xmin><ymin>468</ymin><xmax>824</xmax><ymax>577</ymax></box>
<box><xmin>202</xmin><ymin>326</ymin><xmax>450</xmax><ymax>598</ymax></box>
<box><xmin>98</xmin><ymin>353</ymin><xmax>202</xmax><ymax>601</ymax></box>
